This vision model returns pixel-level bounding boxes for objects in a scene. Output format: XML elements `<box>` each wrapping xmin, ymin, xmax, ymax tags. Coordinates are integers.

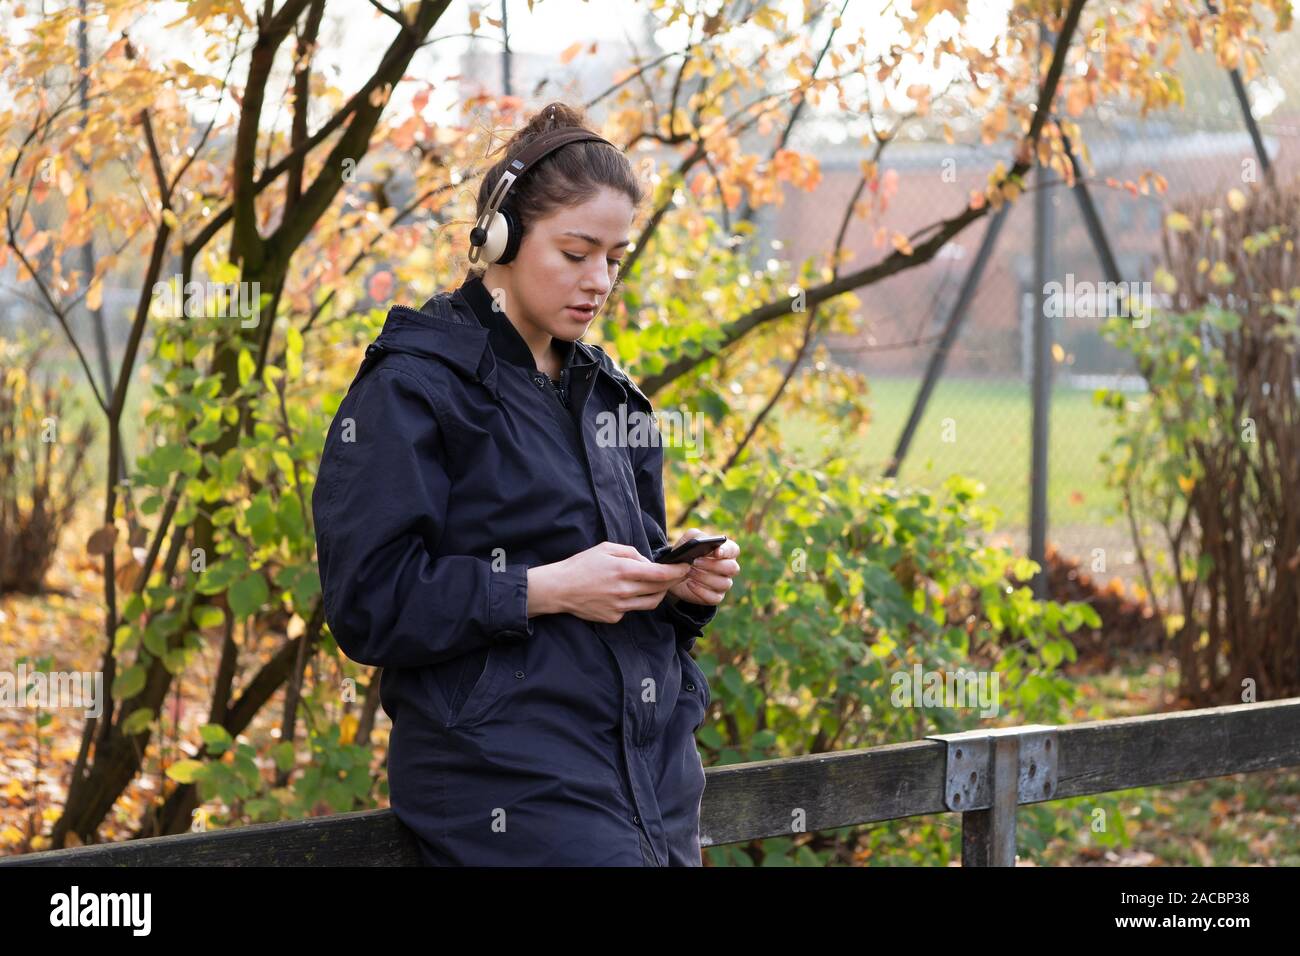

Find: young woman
<box><xmin>313</xmin><ymin>102</ymin><xmax>741</xmax><ymax>866</ymax></box>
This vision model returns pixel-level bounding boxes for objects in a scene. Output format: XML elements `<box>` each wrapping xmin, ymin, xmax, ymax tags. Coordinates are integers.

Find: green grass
<box><xmin>776</xmin><ymin>376</ymin><xmax>1127</xmax><ymax>530</ymax></box>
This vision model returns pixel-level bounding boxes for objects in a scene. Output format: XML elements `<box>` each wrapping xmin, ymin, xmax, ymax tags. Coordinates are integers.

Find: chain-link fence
<box><xmin>768</xmin><ymin>93</ymin><xmax>1299</xmax><ymax>588</ymax></box>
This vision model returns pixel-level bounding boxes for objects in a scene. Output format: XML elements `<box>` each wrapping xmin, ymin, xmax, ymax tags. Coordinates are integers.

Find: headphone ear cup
<box><xmin>494</xmin><ymin>205</ymin><xmax>523</xmax><ymax>266</ymax></box>
<box><xmin>476</xmin><ymin>209</ymin><xmax>512</xmax><ymax>264</ymax></box>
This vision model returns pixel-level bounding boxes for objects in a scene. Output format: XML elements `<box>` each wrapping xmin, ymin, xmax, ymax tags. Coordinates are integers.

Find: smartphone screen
<box><xmin>656</xmin><ymin>535</ymin><xmax>727</xmax><ymax>564</ymax></box>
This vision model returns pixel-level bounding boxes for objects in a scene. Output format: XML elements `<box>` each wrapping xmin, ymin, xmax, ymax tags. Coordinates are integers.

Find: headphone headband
<box><xmin>468</xmin><ymin>126</ymin><xmax>617</xmax><ymax>264</ymax></box>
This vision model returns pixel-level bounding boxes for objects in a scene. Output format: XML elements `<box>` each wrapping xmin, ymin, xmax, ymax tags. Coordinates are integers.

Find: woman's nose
<box><xmin>583</xmin><ymin>265</ymin><xmax>612</xmax><ymax>295</ymax></box>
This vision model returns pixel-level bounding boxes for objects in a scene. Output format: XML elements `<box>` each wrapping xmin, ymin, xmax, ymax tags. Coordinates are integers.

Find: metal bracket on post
<box><xmin>925</xmin><ymin>725</ymin><xmax>1059</xmax><ymax>866</ymax></box>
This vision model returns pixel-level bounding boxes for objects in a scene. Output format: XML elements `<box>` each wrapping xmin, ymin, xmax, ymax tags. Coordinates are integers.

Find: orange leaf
<box><xmin>87</xmin><ymin>524</ymin><xmax>118</xmax><ymax>557</ymax></box>
<box><xmin>368</xmin><ymin>270</ymin><xmax>394</xmax><ymax>302</ymax></box>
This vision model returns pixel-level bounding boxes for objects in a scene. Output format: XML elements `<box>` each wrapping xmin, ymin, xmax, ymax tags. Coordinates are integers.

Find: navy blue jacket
<box><xmin>312</xmin><ymin>278</ymin><xmax>717</xmax><ymax>865</ymax></box>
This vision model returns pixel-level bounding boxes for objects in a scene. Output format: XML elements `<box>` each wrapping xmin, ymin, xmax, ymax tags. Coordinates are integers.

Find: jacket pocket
<box><xmin>425</xmin><ymin>644</ymin><xmax>507</xmax><ymax>728</ymax></box>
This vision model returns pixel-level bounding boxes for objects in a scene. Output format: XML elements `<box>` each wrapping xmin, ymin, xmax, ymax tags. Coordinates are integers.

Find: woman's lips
<box><xmin>565</xmin><ymin>305</ymin><xmax>596</xmax><ymax>318</ymax></box>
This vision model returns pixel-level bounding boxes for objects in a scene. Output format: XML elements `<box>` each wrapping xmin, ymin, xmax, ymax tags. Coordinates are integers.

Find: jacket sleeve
<box><xmin>313</xmin><ymin>364</ymin><xmax>533</xmax><ymax>669</ymax></box>
<box><xmin>626</xmin><ymin>385</ymin><xmax>718</xmax><ymax>652</ymax></box>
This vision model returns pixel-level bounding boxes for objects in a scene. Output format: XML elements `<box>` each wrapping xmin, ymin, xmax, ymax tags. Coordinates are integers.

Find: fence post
<box><xmin>926</xmin><ymin>725</ymin><xmax>1059</xmax><ymax>866</ymax></box>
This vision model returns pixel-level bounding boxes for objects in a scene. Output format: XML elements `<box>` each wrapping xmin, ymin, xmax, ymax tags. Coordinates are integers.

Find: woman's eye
<box><xmin>564</xmin><ymin>252</ymin><xmax>622</xmax><ymax>268</ymax></box>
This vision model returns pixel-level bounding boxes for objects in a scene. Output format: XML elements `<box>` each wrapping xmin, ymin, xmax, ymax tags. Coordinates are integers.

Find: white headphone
<box><xmin>468</xmin><ymin>125</ymin><xmax>618</xmax><ymax>265</ymax></box>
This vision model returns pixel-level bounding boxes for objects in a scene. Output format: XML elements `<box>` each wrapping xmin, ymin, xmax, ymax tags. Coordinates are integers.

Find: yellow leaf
<box><xmin>339</xmin><ymin>712</ymin><xmax>359</xmax><ymax>746</ymax></box>
<box><xmin>1052</xmin><ymin>343</ymin><xmax>1066</xmax><ymax>363</ymax></box>
<box><xmin>891</xmin><ymin>232</ymin><xmax>914</xmax><ymax>256</ymax></box>
<box><xmin>559</xmin><ymin>41</ymin><xmax>583</xmax><ymax>64</ymax></box>
<box><xmin>1166</xmin><ymin>211</ymin><xmax>1193</xmax><ymax>232</ymax></box>
<box><xmin>67</xmin><ymin>182</ymin><xmax>88</xmax><ymax>217</ymax></box>
<box><xmin>1208</xmin><ymin>261</ymin><xmax>1235</xmax><ymax>286</ymax></box>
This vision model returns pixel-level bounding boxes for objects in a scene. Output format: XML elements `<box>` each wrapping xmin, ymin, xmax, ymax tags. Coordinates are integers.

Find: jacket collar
<box><xmin>459</xmin><ymin>275</ymin><xmax>583</xmax><ymax>378</ymax></box>
<box><xmin>365</xmin><ymin>286</ymin><xmax>644</xmax><ymax>408</ymax></box>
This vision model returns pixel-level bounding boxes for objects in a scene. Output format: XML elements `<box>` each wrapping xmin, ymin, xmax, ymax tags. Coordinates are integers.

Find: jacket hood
<box><xmin>363</xmin><ymin>290</ymin><xmax>651</xmax><ymax>409</ymax></box>
<box><xmin>370</xmin><ymin>296</ymin><xmax>490</xmax><ymax>380</ymax></box>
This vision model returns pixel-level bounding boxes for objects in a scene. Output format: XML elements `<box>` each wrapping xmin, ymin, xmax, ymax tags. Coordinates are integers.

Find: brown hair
<box><xmin>466</xmin><ymin>101</ymin><xmax>644</xmax><ymax>277</ymax></box>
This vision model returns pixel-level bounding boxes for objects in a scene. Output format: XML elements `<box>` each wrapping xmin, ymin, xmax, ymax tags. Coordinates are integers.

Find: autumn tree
<box><xmin>0</xmin><ymin>0</ymin><xmax>1289</xmax><ymax>849</ymax></box>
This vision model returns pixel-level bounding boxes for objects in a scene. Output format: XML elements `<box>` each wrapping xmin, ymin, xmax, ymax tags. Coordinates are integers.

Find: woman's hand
<box><xmin>665</xmin><ymin>528</ymin><xmax>740</xmax><ymax>607</ymax></box>
<box><xmin>528</xmin><ymin>541</ymin><xmax>691</xmax><ymax>624</ymax></box>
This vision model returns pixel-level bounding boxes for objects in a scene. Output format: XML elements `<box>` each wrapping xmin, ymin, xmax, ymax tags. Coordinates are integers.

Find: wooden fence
<box><xmin>4</xmin><ymin>698</ymin><xmax>1297</xmax><ymax>866</ymax></box>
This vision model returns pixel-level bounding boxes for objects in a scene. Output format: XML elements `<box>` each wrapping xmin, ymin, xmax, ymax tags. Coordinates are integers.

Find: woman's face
<box><xmin>486</xmin><ymin>185</ymin><xmax>635</xmax><ymax>342</ymax></box>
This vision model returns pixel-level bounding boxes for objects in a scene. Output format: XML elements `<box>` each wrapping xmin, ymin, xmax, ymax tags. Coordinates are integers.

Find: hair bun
<box><xmin>506</xmin><ymin>101</ymin><xmax>594</xmax><ymax>152</ymax></box>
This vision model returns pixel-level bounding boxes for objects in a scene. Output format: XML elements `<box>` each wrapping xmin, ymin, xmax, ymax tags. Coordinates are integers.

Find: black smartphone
<box><xmin>655</xmin><ymin>534</ymin><xmax>727</xmax><ymax>564</ymax></box>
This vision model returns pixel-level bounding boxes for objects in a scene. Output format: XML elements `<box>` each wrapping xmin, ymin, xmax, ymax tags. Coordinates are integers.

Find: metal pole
<box><xmin>1205</xmin><ymin>0</ymin><xmax>1272</xmax><ymax>181</ymax></box>
<box><xmin>1062</xmin><ymin>130</ymin><xmax>1123</xmax><ymax>285</ymax></box>
<box><xmin>1029</xmin><ymin>22</ymin><xmax>1056</xmax><ymax>600</ymax></box>
<box><xmin>885</xmin><ymin>207</ymin><xmax>1010</xmax><ymax>478</ymax></box>
<box><xmin>501</xmin><ymin>0</ymin><xmax>512</xmax><ymax>97</ymax></box>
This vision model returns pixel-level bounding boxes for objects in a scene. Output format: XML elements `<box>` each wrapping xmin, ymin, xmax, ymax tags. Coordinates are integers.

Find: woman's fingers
<box><xmin>687</xmin><ymin>557</ymin><xmax>739</xmax><ymax>580</ymax></box>
<box><xmin>685</xmin><ymin>578</ymin><xmax>724</xmax><ymax>603</ymax></box>
<box><xmin>615</xmin><ymin>590</ymin><xmax>673</xmax><ymax>613</ymax></box>
<box><xmin>620</xmin><ymin>557</ymin><xmax>690</xmax><ymax>586</ymax></box>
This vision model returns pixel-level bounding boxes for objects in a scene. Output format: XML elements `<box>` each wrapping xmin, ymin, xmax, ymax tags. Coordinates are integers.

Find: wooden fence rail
<box><xmin>4</xmin><ymin>698</ymin><xmax>1297</xmax><ymax>866</ymax></box>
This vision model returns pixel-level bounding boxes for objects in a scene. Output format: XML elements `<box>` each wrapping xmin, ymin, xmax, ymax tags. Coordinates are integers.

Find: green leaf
<box><xmin>228</xmin><ymin>572</ymin><xmax>270</xmax><ymax>618</ymax></box>
<box><xmin>121</xmin><ymin>593</ymin><xmax>146</xmax><ymax>623</ymax></box>
<box><xmin>1041</xmin><ymin>640</ymin><xmax>1064</xmax><ymax>668</ymax></box>
<box><xmin>112</xmin><ymin>665</ymin><xmax>147</xmax><ymax>700</ymax></box>
<box><xmin>121</xmin><ymin>708</ymin><xmax>155</xmax><ymax>736</ymax></box>
<box><xmin>188</xmin><ymin>416</ymin><xmax>222</xmax><ymax>444</ymax></box>
<box><xmin>1077</xmin><ymin>604</ymin><xmax>1102</xmax><ymax>629</ymax></box>
<box><xmin>163</xmin><ymin>647</ymin><xmax>191</xmax><ymax>675</ymax></box>
<box><xmin>113</xmin><ymin>624</ymin><xmax>138</xmax><ymax>655</ymax></box>
<box><xmin>245</xmin><ymin>493</ymin><xmax>278</xmax><ymax>547</ymax></box>
<box><xmin>277</xmin><ymin>495</ymin><xmax>304</xmax><ymax>540</ymax></box>
<box><xmin>166</xmin><ymin>759</ymin><xmax>206</xmax><ymax>784</ymax></box>
<box><xmin>272</xmin><ymin>741</ymin><xmax>296</xmax><ymax>773</ymax></box>
<box><xmin>192</xmin><ymin>605</ymin><xmax>225</xmax><ymax>629</ymax></box>
<box><xmin>199</xmin><ymin>723</ymin><xmax>234</xmax><ymax>754</ymax></box>
<box><xmin>1012</xmin><ymin>557</ymin><xmax>1040</xmax><ymax>582</ymax></box>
